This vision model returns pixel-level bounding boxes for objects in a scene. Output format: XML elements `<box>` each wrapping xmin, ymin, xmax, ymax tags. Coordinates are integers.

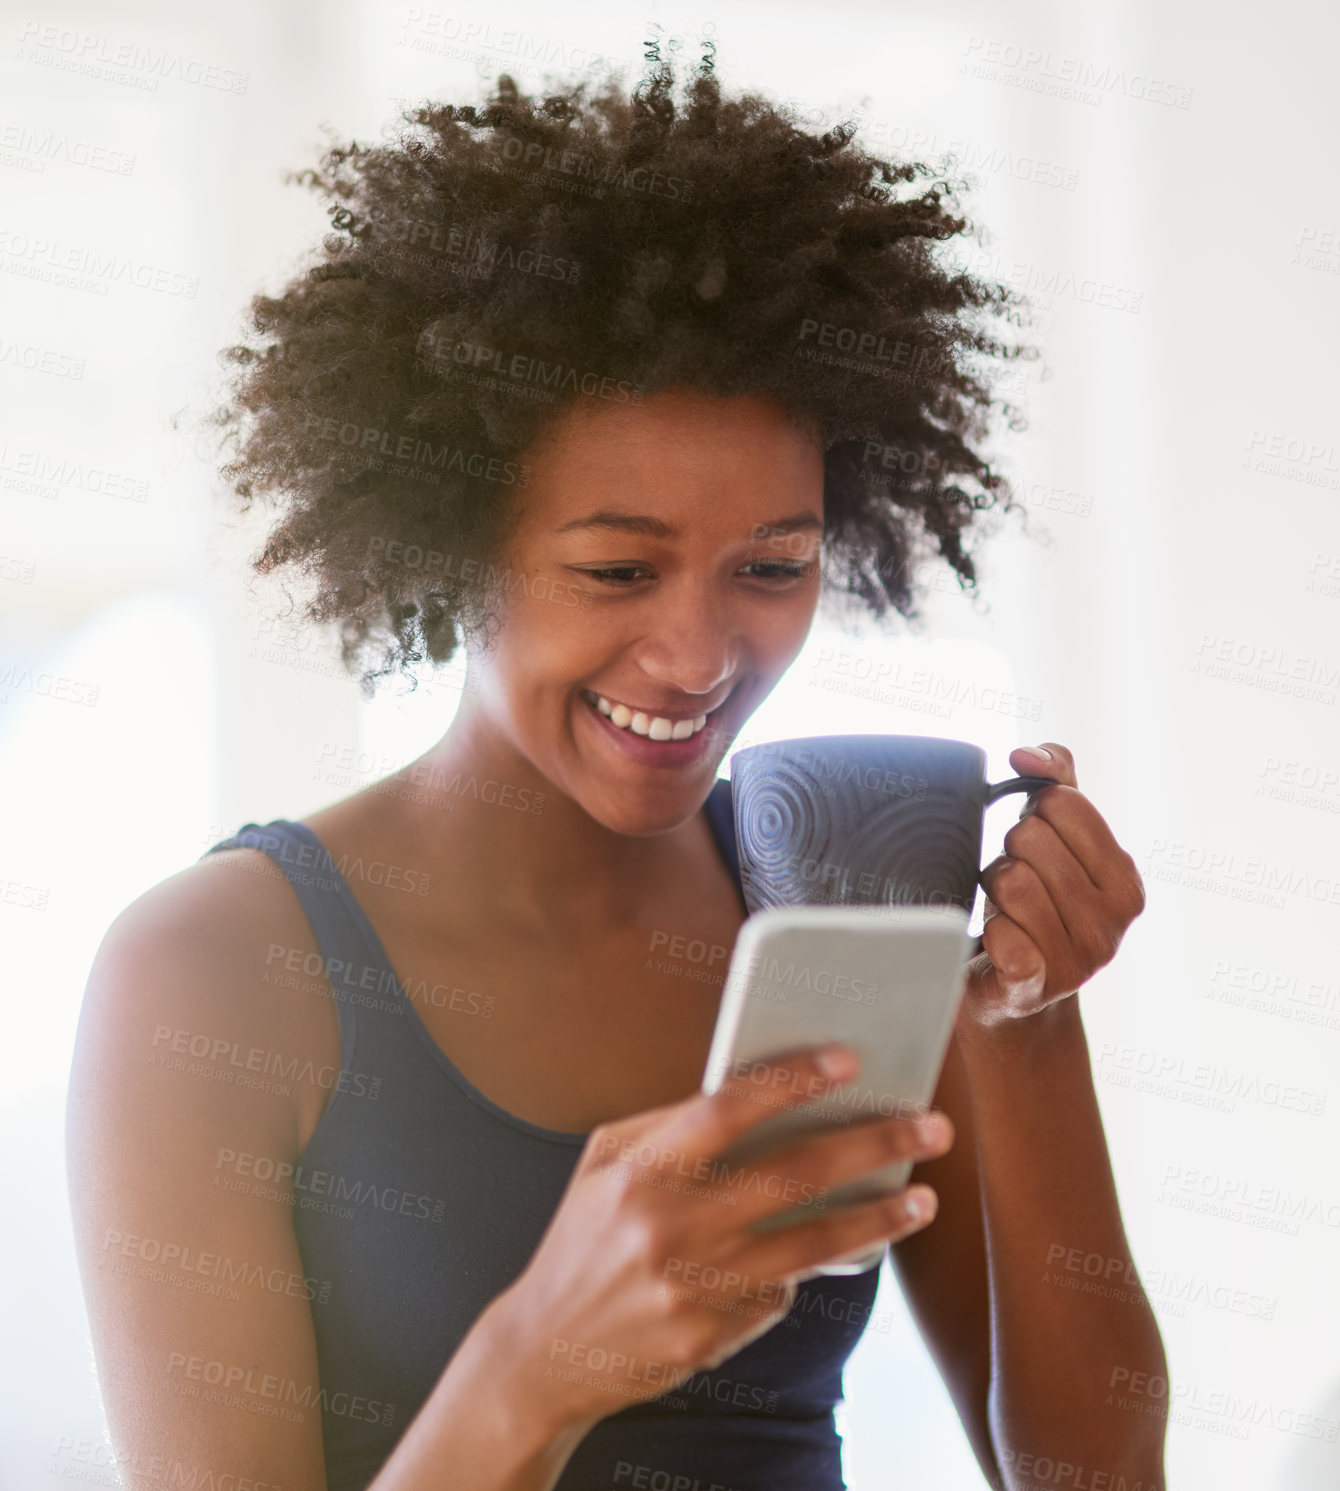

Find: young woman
<box><xmin>65</xmin><ymin>47</ymin><xmax>1167</xmax><ymax>1491</ymax></box>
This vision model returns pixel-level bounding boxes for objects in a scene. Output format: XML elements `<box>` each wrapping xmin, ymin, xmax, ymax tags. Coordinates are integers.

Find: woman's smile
<box><xmin>577</xmin><ymin>682</ymin><xmax>736</xmax><ymax>769</ymax></box>
<box><xmin>583</xmin><ymin>687</ymin><xmax>712</xmax><ymax>739</ymax></box>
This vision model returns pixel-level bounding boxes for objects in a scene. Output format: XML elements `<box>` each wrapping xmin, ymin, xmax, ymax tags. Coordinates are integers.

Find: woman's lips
<box><xmin>584</xmin><ymin>689</ymin><xmax>710</xmax><ymax>741</ymax></box>
<box><xmin>579</xmin><ymin>687</ymin><xmax>734</xmax><ymax>768</ymax></box>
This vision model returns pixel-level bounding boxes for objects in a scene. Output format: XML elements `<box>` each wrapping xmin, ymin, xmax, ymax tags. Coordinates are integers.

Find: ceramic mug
<box><xmin>730</xmin><ymin>733</ymin><xmax>1055</xmax><ymax>957</ymax></box>
<box><xmin>725</xmin><ymin>733</ymin><xmax>1053</xmax><ymax>1274</ymax></box>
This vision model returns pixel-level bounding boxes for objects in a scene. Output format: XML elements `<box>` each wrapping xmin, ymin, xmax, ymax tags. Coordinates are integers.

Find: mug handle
<box><xmin>966</xmin><ymin>774</ymin><xmax>1058</xmax><ymax>958</ymax></box>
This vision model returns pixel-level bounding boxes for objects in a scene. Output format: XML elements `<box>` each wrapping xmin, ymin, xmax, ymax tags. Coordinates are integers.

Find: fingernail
<box><xmin>1022</xmin><ymin>745</ymin><xmax>1052</xmax><ymax>760</ymax></box>
<box><xmin>816</xmin><ymin>1044</ymin><xmax>858</xmax><ymax>1079</ymax></box>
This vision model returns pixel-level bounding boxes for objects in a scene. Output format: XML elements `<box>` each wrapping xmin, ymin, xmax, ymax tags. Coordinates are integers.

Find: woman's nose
<box><xmin>632</xmin><ymin>588</ymin><xmax>739</xmax><ymax>697</ymax></box>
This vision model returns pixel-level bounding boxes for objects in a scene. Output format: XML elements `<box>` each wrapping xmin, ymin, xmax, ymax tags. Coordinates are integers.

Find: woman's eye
<box><xmin>581</xmin><ymin>566</ymin><xmax>647</xmax><ymax>585</ymax></box>
<box><xmin>742</xmin><ymin>561</ymin><xmax>813</xmax><ymax>580</ymax></box>
<box><xmin>574</xmin><ymin>560</ymin><xmax>813</xmax><ymax>587</ymax></box>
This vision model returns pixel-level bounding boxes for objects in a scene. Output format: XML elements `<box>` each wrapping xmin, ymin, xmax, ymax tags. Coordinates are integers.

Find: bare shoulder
<box><xmin>74</xmin><ymin>843</ymin><xmax>342</xmax><ymax>1161</ymax></box>
<box><xmin>104</xmin><ymin>840</ymin><xmax>316</xmax><ymax>965</ymax></box>
<box><xmin>64</xmin><ymin>848</ymin><xmax>343</xmax><ymax>1489</ymax></box>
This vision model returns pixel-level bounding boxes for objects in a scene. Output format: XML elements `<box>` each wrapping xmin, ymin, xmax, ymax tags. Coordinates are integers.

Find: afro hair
<box><xmin>207</xmin><ymin>37</ymin><xmax>1036</xmax><ymax>694</ymax></box>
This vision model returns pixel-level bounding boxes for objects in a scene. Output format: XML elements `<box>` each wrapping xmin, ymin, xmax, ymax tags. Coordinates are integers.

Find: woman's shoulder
<box><xmin>102</xmin><ymin>836</ymin><xmax>315</xmax><ymax>979</ymax></box>
<box><xmin>67</xmin><ymin>847</ymin><xmax>341</xmax><ymax>1486</ymax></box>
<box><xmin>79</xmin><ymin>839</ymin><xmax>341</xmax><ymax>1127</ymax></box>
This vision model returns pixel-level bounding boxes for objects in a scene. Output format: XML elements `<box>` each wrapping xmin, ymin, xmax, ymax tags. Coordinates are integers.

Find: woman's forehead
<box><xmin>516</xmin><ymin>388</ymin><xmax>825</xmax><ymax>515</ymax></box>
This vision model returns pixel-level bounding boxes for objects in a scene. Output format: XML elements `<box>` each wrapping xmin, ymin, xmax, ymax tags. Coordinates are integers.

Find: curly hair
<box><xmin>206</xmin><ymin>38</ymin><xmax>1036</xmax><ymax>694</ymax></box>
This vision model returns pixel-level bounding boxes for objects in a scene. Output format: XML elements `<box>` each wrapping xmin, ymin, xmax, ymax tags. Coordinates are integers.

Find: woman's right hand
<box><xmin>475</xmin><ymin>1042</ymin><xmax>954</xmax><ymax>1433</ymax></box>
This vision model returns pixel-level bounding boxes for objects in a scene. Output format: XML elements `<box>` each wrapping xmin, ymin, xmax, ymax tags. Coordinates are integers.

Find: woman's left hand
<box><xmin>962</xmin><ymin>742</ymin><xmax>1147</xmax><ymax>1027</ymax></box>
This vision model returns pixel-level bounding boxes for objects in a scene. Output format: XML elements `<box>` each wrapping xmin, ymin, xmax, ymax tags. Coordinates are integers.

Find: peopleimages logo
<box><xmin>301</xmin><ymin>413</ymin><xmax>529</xmax><ymax>486</ymax></box>
<box><xmin>0</xmin><ymin>229</ymin><xmax>198</xmax><ymax>296</ymax></box>
<box><xmin>16</xmin><ymin>22</ymin><xmax>249</xmax><ymax>94</ymax></box>
<box><xmin>0</xmin><ymin>122</ymin><xmax>135</xmax><ymax>175</ymax></box>
<box><xmin>0</xmin><ymin>335</ymin><xmax>86</xmax><ymax>378</ymax></box>
<box><xmin>228</xmin><ymin>824</ymin><xmax>432</xmax><ymax>896</ymax></box>
<box><xmin>213</xmin><ymin>1148</ymin><xmax>448</xmax><ymax>1224</ymax></box>
<box><xmin>492</xmin><ymin>135</ymin><xmax>693</xmax><ymax>200</ymax></box>
<box><xmin>0</xmin><ymin>443</ymin><xmax>148</xmax><ymax>501</ymax></box>
<box><xmin>164</xmin><ymin>1352</ymin><xmax>393</xmax><ymax>1426</ymax></box>
<box><xmin>789</xmin><ymin>747</ymin><xmax>929</xmax><ymax>800</ymax></box>
<box><xmin>734</xmin><ymin>952</ymin><xmax>878</xmax><ymax>1007</ymax></box>
<box><xmin>150</xmin><ymin>1024</ymin><xmax>383</xmax><ymax>1100</ymax></box>
<box><xmin>0</xmin><ymin>662</ymin><xmax>99</xmax><ymax>707</ymax></box>
<box><xmin>418</xmin><ymin>326</ymin><xmax>646</xmax><ymax>403</ymax></box>
<box><xmin>960</xmin><ymin>35</ymin><xmax>1193</xmax><ymax>110</ymax></box>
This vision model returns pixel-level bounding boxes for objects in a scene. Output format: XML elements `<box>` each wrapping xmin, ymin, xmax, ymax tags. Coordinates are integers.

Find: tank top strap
<box><xmin>202</xmin><ymin>820</ymin><xmax>406</xmax><ymax>1069</ymax></box>
<box><xmin>704</xmin><ymin>775</ymin><xmax>742</xmax><ymax>889</ymax></box>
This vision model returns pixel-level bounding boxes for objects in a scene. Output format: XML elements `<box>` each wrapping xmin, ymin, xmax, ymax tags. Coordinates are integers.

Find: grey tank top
<box><xmin>204</xmin><ymin>776</ymin><xmax>885</xmax><ymax>1491</ymax></box>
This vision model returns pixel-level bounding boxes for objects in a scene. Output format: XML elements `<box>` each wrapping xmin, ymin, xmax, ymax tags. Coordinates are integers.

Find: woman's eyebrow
<box><xmin>751</xmin><ymin>514</ymin><xmax>825</xmax><ymax>538</ymax></box>
<box><xmin>554</xmin><ymin>510</ymin><xmax>823</xmax><ymax>537</ymax></box>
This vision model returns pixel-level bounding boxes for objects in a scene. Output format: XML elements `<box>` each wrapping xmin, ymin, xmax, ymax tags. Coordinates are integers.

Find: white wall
<box><xmin>3</xmin><ymin>1</ymin><xmax>1337</xmax><ymax>1486</ymax></box>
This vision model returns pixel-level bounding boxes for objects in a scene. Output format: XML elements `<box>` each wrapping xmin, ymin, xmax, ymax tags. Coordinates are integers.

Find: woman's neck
<box><xmin>383</xmin><ymin>708</ymin><xmax>720</xmax><ymax>934</ymax></box>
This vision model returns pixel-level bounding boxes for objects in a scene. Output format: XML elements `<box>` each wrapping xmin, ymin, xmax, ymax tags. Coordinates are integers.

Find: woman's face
<box><xmin>464</xmin><ymin>386</ymin><xmax>825</xmax><ymax>835</ymax></box>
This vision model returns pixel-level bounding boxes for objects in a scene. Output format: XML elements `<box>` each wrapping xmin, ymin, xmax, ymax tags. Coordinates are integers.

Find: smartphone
<box><xmin>700</xmin><ymin>904</ymin><xmax>972</xmax><ymax>1274</ymax></box>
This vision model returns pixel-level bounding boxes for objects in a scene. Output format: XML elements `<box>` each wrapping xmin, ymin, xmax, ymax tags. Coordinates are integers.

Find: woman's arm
<box><xmin>66</xmin><ymin>859</ymin><xmax>593</xmax><ymax>1491</ymax></box>
<box><xmin>964</xmin><ymin>997</ymin><xmax>1166</xmax><ymax>1487</ymax></box>
<box><xmin>893</xmin><ymin>1003</ymin><xmax>1166</xmax><ymax>1491</ymax></box>
<box><xmin>890</xmin><ymin>743</ymin><xmax>1167</xmax><ymax>1490</ymax></box>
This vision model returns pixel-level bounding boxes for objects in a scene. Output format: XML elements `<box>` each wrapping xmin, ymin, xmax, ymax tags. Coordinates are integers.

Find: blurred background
<box><xmin>2</xmin><ymin>0</ymin><xmax>1338</xmax><ymax>1485</ymax></box>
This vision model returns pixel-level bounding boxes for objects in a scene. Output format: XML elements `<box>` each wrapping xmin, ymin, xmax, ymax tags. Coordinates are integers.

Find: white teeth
<box><xmin>591</xmin><ymin>693</ymin><xmax>712</xmax><ymax>741</ymax></box>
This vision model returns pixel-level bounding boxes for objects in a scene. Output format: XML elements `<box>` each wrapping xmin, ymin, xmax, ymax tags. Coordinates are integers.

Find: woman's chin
<box><xmin>581</xmin><ymin>782</ymin><xmax>716</xmax><ymax>838</ymax></box>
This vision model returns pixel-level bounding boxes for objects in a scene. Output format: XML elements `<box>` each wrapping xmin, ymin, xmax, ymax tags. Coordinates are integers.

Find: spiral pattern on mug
<box><xmin>734</xmin><ymin>754</ymin><xmax>870</xmax><ymax>911</ymax></box>
<box><xmin>839</xmin><ymin>805</ymin><xmax>977</xmax><ymax>911</ymax></box>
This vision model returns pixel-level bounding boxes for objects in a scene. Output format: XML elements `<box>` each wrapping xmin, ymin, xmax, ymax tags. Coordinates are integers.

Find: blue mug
<box><xmin>729</xmin><ymin>733</ymin><xmax>1054</xmax><ymax>958</ymax></box>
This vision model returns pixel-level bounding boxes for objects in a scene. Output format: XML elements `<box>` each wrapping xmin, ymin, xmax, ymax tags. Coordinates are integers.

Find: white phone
<box><xmin>700</xmin><ymin>904</ymin><xmax>972</xmax><ymax>1275</ymax></box>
